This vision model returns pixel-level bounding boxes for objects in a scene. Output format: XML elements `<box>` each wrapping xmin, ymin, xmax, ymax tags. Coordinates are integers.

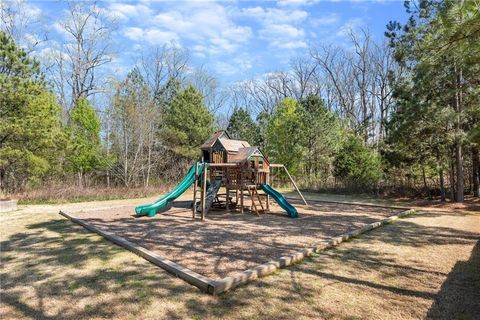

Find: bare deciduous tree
<box><xmin>311</xmin><ymin>28</ymin><xmax>398</xmax><ymax>145</ymax></box>
<box><xmin>140</xmin><ymin>43</ymin><xmax>189</xmax><ymax>101</ymax></box>
<box><xmin>50</xmin><ymin>1</ymin><xmax>115</xmax><ymax>113</ymax></box>
<box><xmin>0</xmin><ymin>0</ymin><xmax>47</xmax><ymax>51</ymax></box>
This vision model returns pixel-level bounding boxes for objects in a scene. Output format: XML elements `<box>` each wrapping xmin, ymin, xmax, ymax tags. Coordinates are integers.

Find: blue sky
<box><xmin>27</xmin><ymin>0</ymin><xmax>409</xmax><ymax>84</ymax></box>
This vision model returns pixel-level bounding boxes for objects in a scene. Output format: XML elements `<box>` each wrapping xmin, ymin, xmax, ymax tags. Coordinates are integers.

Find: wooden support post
<box><xmin>201</xmin><ymin>163</ymin><xmax>207</xmax><ymax>220</ymax></box>
<box><xmin>192</xmin><ymin>162</ymin><xmax>198</xmax><ymax>219</ymax></box>
<box><xmin>235</xmin><ymin>189</ymin><xmax>239</xmax><ymax>209</ymax></box>
<box><xmin>283</xmin><ymin>165</ymin><xmax>308</xmax><ymax>206</ymax></box>
<box><xmin>240</xmin><ymin>186</ymin><xmax>244</xmax><ymax>213</ymax></box>
<box><xmin>226</xmin><ymin>187</ymin><xmax>230</xmax><ymax>212</ymax></box>
<box><xmin>266</xmin><ymin>194</ymin><xmax>270</xmax><ymax>211</ymax></box>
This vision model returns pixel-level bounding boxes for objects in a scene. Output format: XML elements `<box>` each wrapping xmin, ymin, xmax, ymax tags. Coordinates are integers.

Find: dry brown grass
<box><xmin>14</xmin><ymin>185</ymin><xmax>168</xmax><ymax>205</ymax></box>
<box><xmin>1</xmin><ymin>195</ymin><xmax>479</xmax><ymax>320</ymax></box>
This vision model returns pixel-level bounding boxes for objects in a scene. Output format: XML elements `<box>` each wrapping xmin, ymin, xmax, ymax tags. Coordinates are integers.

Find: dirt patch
<box><xmin>71</xmin><ymin>198</ymin><xmax>404</xmax><ymax>279</ymax></box>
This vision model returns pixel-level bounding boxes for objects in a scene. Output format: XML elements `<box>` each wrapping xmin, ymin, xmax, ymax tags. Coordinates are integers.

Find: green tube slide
<box><xmin>261</xmin><ymin>184</ymin><xmax>298</xmax><ymax>218</ymax></box>
<box><xmin>135</xmin><ymin>162</ymin><xmax>205</xmax><ymax>217</ymax></box>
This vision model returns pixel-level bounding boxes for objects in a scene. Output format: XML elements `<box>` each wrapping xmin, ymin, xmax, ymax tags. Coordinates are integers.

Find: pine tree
<box><xmin>334</xmin><ymin>136</ymin><xmax>381</xmax><ymax>189</ymax></box>
<box><xmin>227</xmin><ymin>108</ymin><xmax>260</xmax><ymax>145</ymax></box>
<box><xmin>0</xmin><ymin>31</ymin><xmax>63</xmax><ymax>192</ymax></box>
<box><xmin>299</xmin><ymin>95</ymin><xmax>343</xmax><ymax>184</ymax></box>
<box><xmin>266</xmin><ymin>98</ymin><xmax>304</xmax><ymax>175</ymax></box>
<box><xmin>67</xmin><ymin>97</ymin><xmax>102</xmax><ymax>187</ymax></box>
<box><xmin>385</xmin><ymin>0</ymin><xmax>480</xmax><ymax>201</ymax></box>
<box><xmin>162</xmin><ymin>86</ymin><xmax>214</xmax><ymax>159</ymax></box>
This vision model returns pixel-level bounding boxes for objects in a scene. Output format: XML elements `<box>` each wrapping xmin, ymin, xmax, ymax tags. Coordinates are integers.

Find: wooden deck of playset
<box><xmin>60</xmin><ymin>196</ymin><xmax>414</xmax><ymax>294</ymax></box>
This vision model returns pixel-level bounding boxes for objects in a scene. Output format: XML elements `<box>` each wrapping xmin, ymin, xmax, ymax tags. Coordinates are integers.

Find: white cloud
<box><xmin>310</xmin><ymin>13</ymin><xmax>340</xmax><ymax>27</ymax></box>
<box><xmin>242</xmin><ymin>6</ymin><xmax>308</xmax><ymax>50</ymax></box>
<box><xmin>277</xmin><ymin>0</ymin><xmax>319</xmax><ymax>6</ymax></box>
<box><xmin>151</xmin><ymin>2</ymin><xmax>252</xmax><ymax>55</ymax></box>
<box><xmin>108</xmin><ymin>3</ymin><xmax>152</xmax><ymax>21</ymax></box>
<box><xmin>23</xmin><ymin>3</ymin><xmax>42</xmax><ymax>18</ymax></box>
<box><xmin>260</xmin><ymin>24</ymin><xmax>305</xmax><ymax>39</ymax></box>
<box><xmin>242</xmin><ymin>6</ymin><xmax>308</xmax><ymax>24</ymax></box>
<box><xmin>214</xmin><ymin>61</ymin><xmax>237</xmax><ymax>76</ymax></box>
<box><xmin>336</xmin><ymin>17</ymin><xmax>365</xmax><ymax>36</ymax></box>
<box><xmin>51</xmin><ymin>22</ymin><xmax>71</xmax><ymax>39</ymax></box>
<box><xmin>214</xmin><ymin>55</ymin><xmax>254</xmax><ymax>76</ymax></box>
<box><xmin>124</xmin><ymin>27</ymin><xmax>143</xmax><ymax>39</ymax></box>
<box><xmin>123</xmin><ymin>27</ymin><xmax>178</xmax><ymax>45</ymax></box>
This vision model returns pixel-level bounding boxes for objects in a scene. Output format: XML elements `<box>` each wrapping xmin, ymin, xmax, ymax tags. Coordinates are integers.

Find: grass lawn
<box><xmin>1</xmin><ymin>195</ymin><xmax>479</xmax><ymax>319</ymax></box>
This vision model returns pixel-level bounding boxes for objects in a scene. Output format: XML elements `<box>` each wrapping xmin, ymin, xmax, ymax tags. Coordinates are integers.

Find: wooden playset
<box><xmin>135</xmin><ymin>129</ymin><xmax>306</xmax><ymax>219</ymax></box>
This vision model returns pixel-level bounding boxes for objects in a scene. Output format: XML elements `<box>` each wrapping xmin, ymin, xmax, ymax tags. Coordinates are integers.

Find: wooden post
<box><xmin>283</xmin><ymin>165</ymin><xmax>308</xmax><ymax>206</ymax></box>
<box><xmin>192</xmin><ymin>162</ymin><xmax>198</xmax><ymax>219</ymax></box>
<box><xmin>226</xmin><ymin>187</ymin><xmax>230</xmax><ymax>212</ymax></box>
<box><xmin>240</xmin><ymin>186</ymin><xmax>244</xmax><ymax>213</ymax></box>
<box><xmin>201</xmin><ymin>163</ymin><xmax>207</xmax><ymax>220</ymax></box>
<box><xmin>266</xmin><ymin>194</ymin><xmax>270</xmax><ymax>211</ymax></box>
<box><xmin>235</xmin><ymin>189</ymin><xmax>239</xmax><ymax>209</ymax></box>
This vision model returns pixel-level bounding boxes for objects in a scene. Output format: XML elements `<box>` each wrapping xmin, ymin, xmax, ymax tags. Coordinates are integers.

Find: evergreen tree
<box><xmin>385</xmin><ymin>0</ymin><xmax>480</xmax><ymax>201</ymax></box>
<box><xmin>227</xmin><ymin>108</ymin><xmax>260</xmax><ymax>145</ymax></box>
<box><xmin>0</xmin><ymin>31</ymin><xmax>63</xmax><ymax>192</ymax></box>
<box><xmin>266</xmin><ymin>98</ymin><xmax>304</xmax><ymax>175</ymax></box>
<box><xmin>334</xmin><ymin>136</ymin><xmax>381</xmax><ymax>188</ymax></box>
<box><xmin>256</xmin><ymin>111</ymin><xmax>270</xmax><ymax>151</ymax></box>
<box><xmin>162</xmin><ymin>86</ymin><xmax>214</xmax><ymax>159</ymax></box>
<box><xmin>299</xmin><ymin>95</ymin><xmax>343</xmax><ymax>184</ymax></box>
<box><xmin>67</xmin><ymin>97</ymin><xmax>102</xmax><ymax>187</ymax></box>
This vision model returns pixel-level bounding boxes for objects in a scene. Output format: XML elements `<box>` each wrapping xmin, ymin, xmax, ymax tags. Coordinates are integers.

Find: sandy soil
<box><xmin>70</xmin><ymin>198</ymin><xmax>404</xmax><ymax>278</ymax></box>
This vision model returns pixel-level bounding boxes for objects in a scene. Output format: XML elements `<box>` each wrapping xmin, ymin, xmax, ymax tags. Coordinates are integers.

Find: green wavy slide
<box><xmin>135</xmin><ymin>162</ymin><xmax>205</xmax><ymax>217</ymax></box>
<box><xmin>261</xmin><ymin>184</ymin><xmax>298</xmax><ymax>218</ymax></box>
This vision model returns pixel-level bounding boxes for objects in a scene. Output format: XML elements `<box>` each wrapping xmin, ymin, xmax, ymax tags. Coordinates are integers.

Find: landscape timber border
<box><xmin>286</xmin><ymin>196</ymin><xmax>412</xmax><ymax>211</ymax></box>
<box><xmin>59</xmin><ymin>207</ymin><xmax>416</xmax><ymax>295</ymax></box>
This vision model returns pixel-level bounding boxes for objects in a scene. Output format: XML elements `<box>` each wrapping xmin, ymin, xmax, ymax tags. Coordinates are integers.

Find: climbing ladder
<box><xmin>247</xmin><ymin>187</ymin><xmax>265</xmax><ymax>216</ymax></box>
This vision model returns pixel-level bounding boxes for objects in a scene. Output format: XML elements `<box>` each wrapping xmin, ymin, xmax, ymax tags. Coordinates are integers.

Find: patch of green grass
<box><xmin>67</xmin><ymin>282</ymin><xmax>82</xmax><ymax>292</ymax></box>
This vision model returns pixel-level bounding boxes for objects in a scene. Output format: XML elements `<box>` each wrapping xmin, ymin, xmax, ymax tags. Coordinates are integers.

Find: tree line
<box><xmin>1</xmin><ymin>0</ymin><xmax>478</xmax><ymax>202</ymax></box>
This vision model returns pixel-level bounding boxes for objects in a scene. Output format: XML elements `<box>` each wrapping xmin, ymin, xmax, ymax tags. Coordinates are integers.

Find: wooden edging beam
<box><xmin>210</xmin><ymin>208</ymin><xmax>416</xmax><ymax>294</ymax></box>
<box><xmin>58</xmin><ymin>210</ymin><xmax>217</xmax><ymax>294</ymax></box>
<box><xmin>59</xmin><ymin>208</ymin><xmax>416</xmax><ymax>295</ymax></box>
<box><xmin>285</xmin><ymin>196</ymin><xmax>412</xmax><ymax>211</ymax></box>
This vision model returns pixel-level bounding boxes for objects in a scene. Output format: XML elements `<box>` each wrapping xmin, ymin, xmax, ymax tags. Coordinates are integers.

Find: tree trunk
<box><xmin>437</xmin><ymin>151</ymin><xmax>446</xmax><ymax>202</ymax></box>
<box><xmin>422</xmin><ymin>166</ymin><xmax>428</xmax><ymax>195</ymax></box>
<box><xmin>0</xmin><ymin>168</ymin><xmax>4</xmax><ymax>194</ymax></box>
<box><xmin>454</xmin><ymin>143</ymin><xmax>464</xmax><ymax>202</ymax></box>
<box><xmin>78</xmin><ymin>171</ymin><xmax>83</xmax><ymax>189</ymax></box>
<box><xmin>454</xmin><ymin>66</ymin><xmax>464</xmax><ymax>202</ymax></box>
<box><xmin>449</xmin><ymin>153</ymin><xmax>456</xmax><ymax>201</ymax></box>
<box><xmin>145</xmin><ymin>125</ymin><xmax>153</xmax><ymax>188</ymax></box>
<box><xmin>439</xmin><ymin>166</ymin><xmax>446</xmax><ymax>202</ymax></box>
<box><xmin>472</xmin><ymin>146</ymin><xmax>480</xmax><ymax>197</ymax></box>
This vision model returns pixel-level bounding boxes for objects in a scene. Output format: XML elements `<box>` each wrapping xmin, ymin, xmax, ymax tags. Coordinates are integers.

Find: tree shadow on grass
<box><xmin>270</xmin><ymin>212</ymin><xmax>480</xmax><ymax>318</ymax></box>
<box><xmin>426</xmin><ymin>240</ymin><xmax>480</xmax><ymax>320</ymax></box>
<box><xmin>3</xmin><ymin>208</ymin><xmax>477</xmax><ymax>319</ymax></box>
<box><xmin>0</xmin><ymin>218</ymin><xmax>205</xmax><ymax>319</ymax></box>
<box><xmin>1</xmin><ymin>216</ymin><xmax>333</xmax><ymax>320</ymax></box>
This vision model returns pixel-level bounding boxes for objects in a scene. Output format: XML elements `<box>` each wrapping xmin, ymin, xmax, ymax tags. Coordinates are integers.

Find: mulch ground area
<box><xmin>71</xmin><ymin>198</ymin><xmax>405</xmax><ymax>279</ymax></box>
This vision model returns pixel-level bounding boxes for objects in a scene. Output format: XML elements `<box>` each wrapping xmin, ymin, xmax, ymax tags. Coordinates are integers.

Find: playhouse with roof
<box><xmin>135</xmin><ymin>129</ymin><xmax>306</xmax><ymax>219</ymax></box>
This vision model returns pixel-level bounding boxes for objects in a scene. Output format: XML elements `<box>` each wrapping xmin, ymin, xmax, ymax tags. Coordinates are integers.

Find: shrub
<box><xmin>333</xmin><ymin>136</ymin><xmax>381</xmax><ymax>188</ymax></box>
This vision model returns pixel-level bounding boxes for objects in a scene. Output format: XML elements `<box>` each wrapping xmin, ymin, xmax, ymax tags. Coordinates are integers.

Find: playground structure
<box><xmin>62</xmin><ymin>131</ymin><xmax>415</xmax><ymax>295</ymax></box>
<box><xmin>135</xmin><ymin>129</ymin><xmax>307</xmax><ymax>218</ymax></box>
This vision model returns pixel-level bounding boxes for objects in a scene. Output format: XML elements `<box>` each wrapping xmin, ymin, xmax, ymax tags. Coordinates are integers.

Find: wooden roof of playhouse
<box><xmin>201</xmin><ymin>130</ymin><xmax>269</xmax><ymax>165</ymax></box>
